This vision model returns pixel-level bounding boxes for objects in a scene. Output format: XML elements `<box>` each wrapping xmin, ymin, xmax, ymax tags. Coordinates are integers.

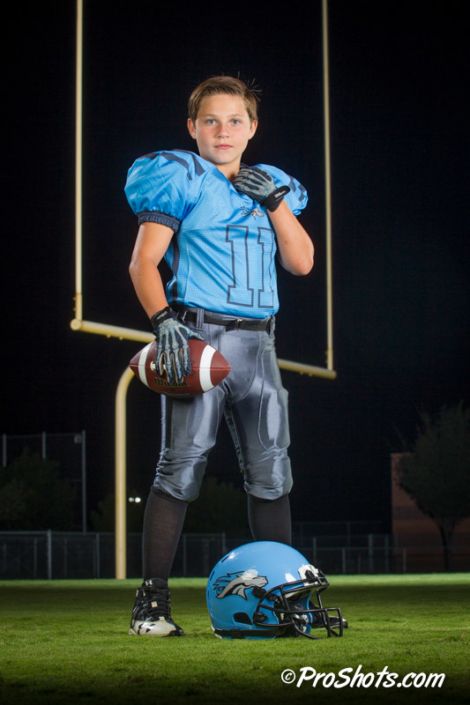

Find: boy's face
<box><xmin>187</xmin><ymin>93</ymin><xmax>257</xmax><ymax>177</ymax></box>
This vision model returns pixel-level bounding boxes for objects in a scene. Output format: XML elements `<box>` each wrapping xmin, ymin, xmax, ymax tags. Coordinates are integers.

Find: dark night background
<box><xmin>3</xmin><ymin>0</ymin><xmax>469</xmax><ymax>532</ymax></box>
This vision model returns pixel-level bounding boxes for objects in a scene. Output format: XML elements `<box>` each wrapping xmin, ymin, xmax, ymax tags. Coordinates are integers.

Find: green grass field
<box><xmin>1</xmin><ymin>574</ymin><xmax>469</xmax><ymax>705</ymax></box>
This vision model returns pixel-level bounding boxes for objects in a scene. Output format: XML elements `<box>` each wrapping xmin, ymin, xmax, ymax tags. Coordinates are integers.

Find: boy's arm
<box><xmin>128</xmin><ymin>222</ymin><xmax>174</xmax><ymax>318</ymax></box>
<box><xmin>129</xmin><ymin>221</ymin><xmax>203</xmax><ymax>385</ymax></box>
<box><xmin>267</xmin><ymin>200</ymin><xmax>314</xmax><ymax>276</ymax></box>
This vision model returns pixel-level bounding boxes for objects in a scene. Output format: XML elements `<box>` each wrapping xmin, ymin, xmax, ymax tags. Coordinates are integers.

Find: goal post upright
<box><xmin>322</xmin><ymin>0</ymin><xmax>334</xmax><ymax>374</ymax></box>
<box><xmin>74</xmin><ymin>0</ymin><xmax>83</xmax><ymax>323</ymax></box>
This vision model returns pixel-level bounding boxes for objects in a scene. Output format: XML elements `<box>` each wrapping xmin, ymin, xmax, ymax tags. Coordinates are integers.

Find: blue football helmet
<box><xmin>206</xmin><ymin>541</ymin><xmax>344</xmax><ymax>639</ymax></box>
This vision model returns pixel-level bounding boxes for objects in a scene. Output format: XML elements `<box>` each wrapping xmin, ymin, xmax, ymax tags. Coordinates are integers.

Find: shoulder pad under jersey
<box><xmin>124</xmin><ymin>149</ymin><xmax>207</xmax><ymax>230</ymax></box>
<box><xmin>254</xmin><ymin>163</ymin><xmax>308</xmax><ymax>216</ymax></box>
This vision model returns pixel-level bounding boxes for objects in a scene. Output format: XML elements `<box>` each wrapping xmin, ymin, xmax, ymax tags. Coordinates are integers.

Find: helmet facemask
<box><xmin>252</xmin><ymin>568</ymin><xmax>344</xmax><ymax>638</ymax></box>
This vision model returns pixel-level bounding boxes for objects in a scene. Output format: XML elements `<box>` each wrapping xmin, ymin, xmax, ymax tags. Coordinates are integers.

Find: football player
<box><xmin>125</xmin><ymin>75</ymin><xmax>314</xmax><ymax>636</ymax></box>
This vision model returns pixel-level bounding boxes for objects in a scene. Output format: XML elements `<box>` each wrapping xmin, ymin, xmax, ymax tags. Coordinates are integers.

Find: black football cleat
<box><xmin>129</xmin><ymin>578</ymin><xmax>184</xmax><ymax>637</ymax></box>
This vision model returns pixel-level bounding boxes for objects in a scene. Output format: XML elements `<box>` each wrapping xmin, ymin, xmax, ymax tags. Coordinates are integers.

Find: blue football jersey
<box><xmin>124</xmin><ymin>149</ymin><xmax>308</xmax><ymax>318</ymax></box>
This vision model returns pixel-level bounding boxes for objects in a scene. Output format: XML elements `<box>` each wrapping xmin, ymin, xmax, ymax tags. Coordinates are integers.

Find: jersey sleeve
<box><xmin>124</xmin><ymin>150</ymin><xmax>200</xmax><ymax>231</ymax></box>
<box><xmin>254</xmin><ymin>163</ymin><xmax>309</xmax><ymax>216</ymax></box>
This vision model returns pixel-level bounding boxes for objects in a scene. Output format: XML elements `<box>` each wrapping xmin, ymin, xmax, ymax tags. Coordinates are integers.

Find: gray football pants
<box><xmin>153</xmin><ymin>318</ymin><xmax>292</xmax><ymax>502</ymax></box>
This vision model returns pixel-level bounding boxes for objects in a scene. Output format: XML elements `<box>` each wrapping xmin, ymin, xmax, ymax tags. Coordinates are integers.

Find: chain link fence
<box><xmin>1</xmin><ymin>530</ymin><xmax>467</xmax><ymax>579</ymax></box>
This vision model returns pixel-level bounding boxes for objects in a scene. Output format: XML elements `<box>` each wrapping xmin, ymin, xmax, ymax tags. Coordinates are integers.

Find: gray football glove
<box><xmin>150</xmin><ymin>307</ymin><xmax>203</xmax><ymax>385</ymax></box>
<box><xmin>233</xmin><ymin>165</ymin><xmax>290</xmax><ymax>212</ymax></box>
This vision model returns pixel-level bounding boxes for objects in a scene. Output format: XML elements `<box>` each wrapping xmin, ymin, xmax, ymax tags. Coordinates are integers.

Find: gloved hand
<box><xmin>150</xmin><ymin>307</ymin><xmax>203</xmax><ymax>385</ymax></box>
<box><xmin>233</xmin><ymin>166</ymin><xmax>290</xmax><ymax>212</ymax></box>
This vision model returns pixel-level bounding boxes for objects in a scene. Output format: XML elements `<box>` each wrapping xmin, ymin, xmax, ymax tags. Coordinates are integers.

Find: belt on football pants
<box><xmin>172</xmin><ymin>304</ymin><xmax>275</xmax><ymax>333</ymax></box>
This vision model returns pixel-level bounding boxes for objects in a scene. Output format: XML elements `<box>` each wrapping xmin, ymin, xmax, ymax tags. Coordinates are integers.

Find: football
<box><xmin>129</xmin><ymin>339</ymin><xmax>231</xmax><ymax>396</ymax></box>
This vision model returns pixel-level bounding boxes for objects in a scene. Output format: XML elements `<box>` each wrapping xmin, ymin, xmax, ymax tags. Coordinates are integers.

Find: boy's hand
<box><xmin>233</xmin><ymin>166</ymin><xmax>290</xmax><ymax>212</ymax></box>
<box><xmin>150</xmin><ymin>307</ymin><xmax>204</xmax><ymax>385</ymax></box>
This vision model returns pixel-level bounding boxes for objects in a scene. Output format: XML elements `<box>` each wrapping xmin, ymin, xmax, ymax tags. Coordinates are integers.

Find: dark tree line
<box><xmin>397</xmin><ymin>402</ymin><xmax>470</xmax><ymax>570</ymax></box>
<box><xmin>0</xmin><ymin>450</ymin><xmax>75</xmax><ymax>530</ymax></box>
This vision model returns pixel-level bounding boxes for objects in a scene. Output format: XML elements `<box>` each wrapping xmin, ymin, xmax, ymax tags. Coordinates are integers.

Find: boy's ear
<box><xmin>248</xmin><ymin>119</ymin><xmax>258</xmax><ymax>139</ymax></box>
<box><xmin>187</xmin><ymin>118</ymin><xmax>197</xmax><ymax>139</ymax></box>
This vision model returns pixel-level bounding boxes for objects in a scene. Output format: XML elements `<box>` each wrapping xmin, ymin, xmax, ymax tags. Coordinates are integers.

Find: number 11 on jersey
<box><xmin>226</xmin><ymin>225</ymin><xmax>275</xmax><ymax>310</ymax></box>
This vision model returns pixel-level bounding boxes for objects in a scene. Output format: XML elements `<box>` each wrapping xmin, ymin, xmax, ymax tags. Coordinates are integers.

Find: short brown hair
<box><xmin>188</xmin><ymin>75</ymin><xmax>260</xmax><ymax>123</ymax></box>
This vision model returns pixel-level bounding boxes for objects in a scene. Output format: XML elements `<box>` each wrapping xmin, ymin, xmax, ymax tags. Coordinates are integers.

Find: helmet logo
<box><xmin>214</xmin><ymin>569</ymin><xmax>268</xmax><ymax>600</ymax></box>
